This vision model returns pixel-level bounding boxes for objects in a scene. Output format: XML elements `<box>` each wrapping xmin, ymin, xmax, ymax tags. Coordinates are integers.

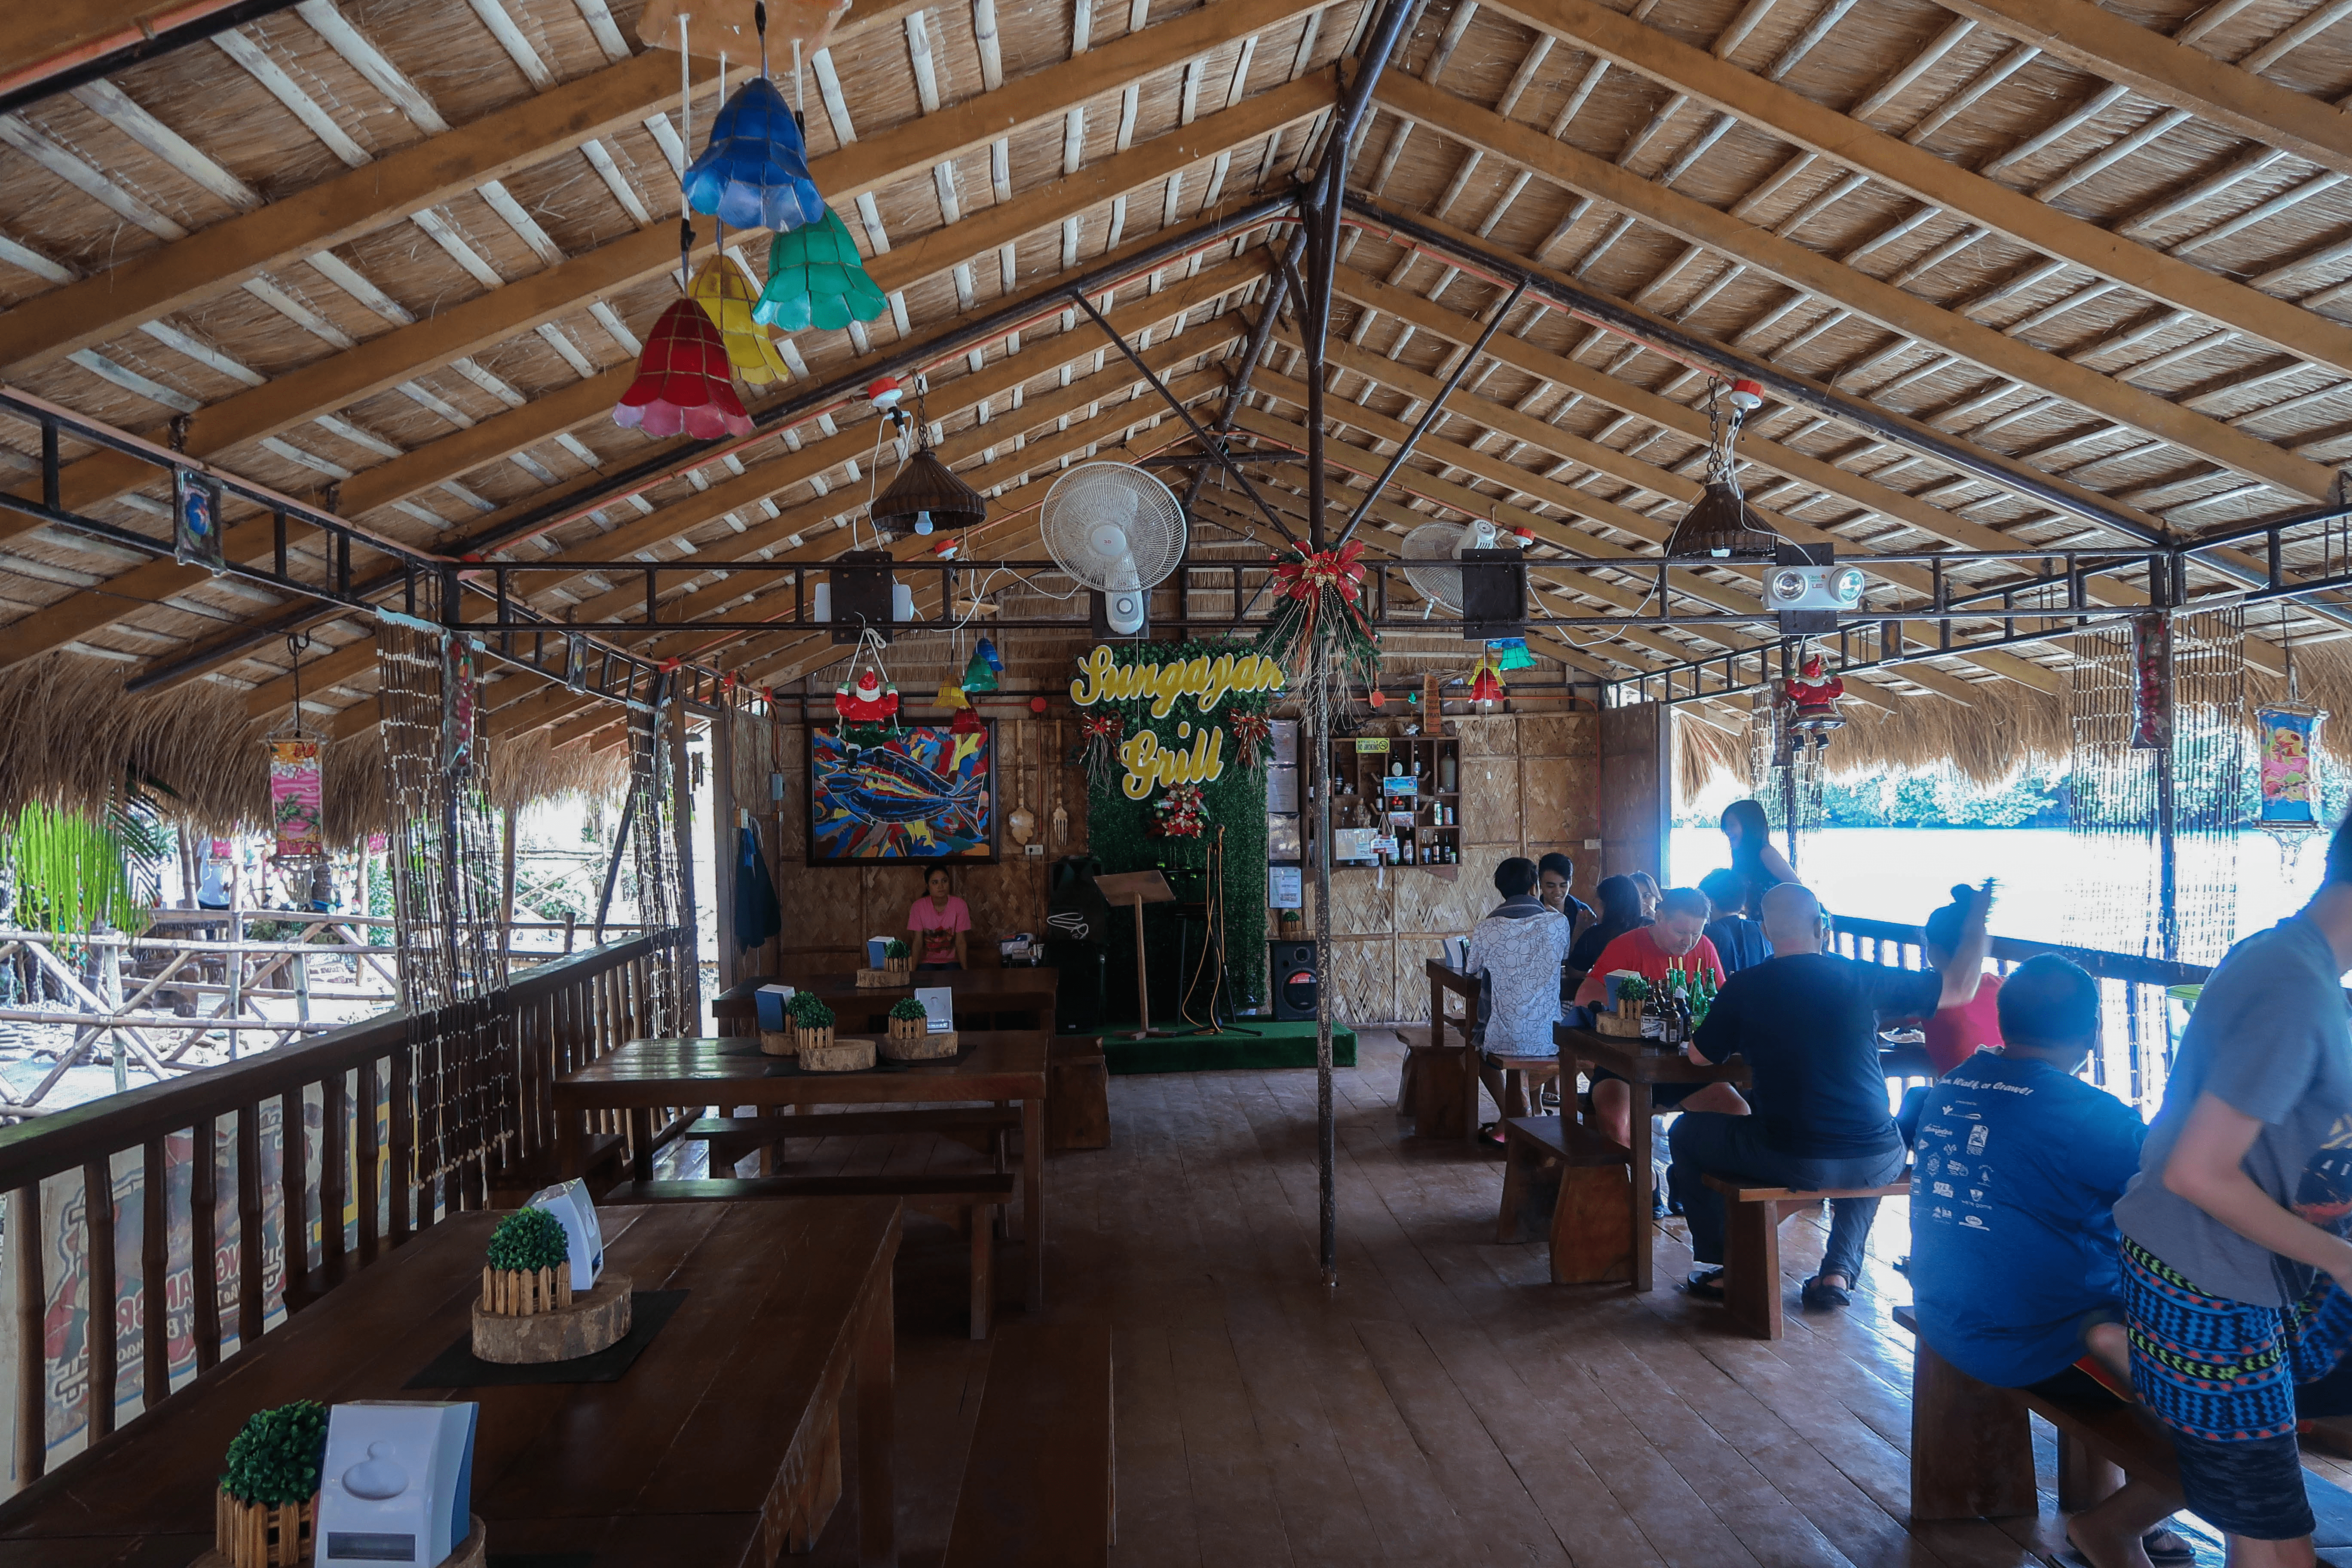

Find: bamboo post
<box><xmin>226</xmin><ymin>855</ymin><xmax>243</xmax><ymax>1062</ymax></box>
<box><xmin>102</xmin><ymin>940</ymin><xmax>126</xmax><ymax>1095</ymax></box>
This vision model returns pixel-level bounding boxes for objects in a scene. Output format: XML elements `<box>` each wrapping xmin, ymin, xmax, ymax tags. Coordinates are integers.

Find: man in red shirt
<box><xmin>1574</xmin><ymin>888</ymin><xmax>1744</xmax><ymax>1145</ymax></box>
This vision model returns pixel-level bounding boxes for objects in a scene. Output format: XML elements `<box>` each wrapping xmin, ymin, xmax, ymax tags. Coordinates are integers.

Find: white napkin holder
<box><xmin>524</xmin><ymin>1178</ymin><xmax>604</xmax><ymax>1288</ymax></box>
<box><xmin>316</xmin><ymin>1401</ymin><xmax>478</xmax><ymax>1567</ymax></box>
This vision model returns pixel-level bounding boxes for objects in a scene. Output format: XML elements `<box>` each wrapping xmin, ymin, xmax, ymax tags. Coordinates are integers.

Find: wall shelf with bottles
<box><xmin>1313</xmin><ymin>732</ymin><xmax>1463</xmax><ymax>868</ymax></box>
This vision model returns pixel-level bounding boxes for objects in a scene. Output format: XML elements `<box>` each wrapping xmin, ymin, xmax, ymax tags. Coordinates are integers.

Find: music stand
<box><xmin>1097</xmin><ymin>870</ymin><xmax>1178</xmax><ymax>1040</ymax></box>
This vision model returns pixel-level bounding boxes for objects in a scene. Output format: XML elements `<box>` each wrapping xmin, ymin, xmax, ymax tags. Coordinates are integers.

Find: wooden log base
<box><xmin>471</xmin><ymin>1275</ymin><xmax>634</xmax><ymax>1363</ymax></box>
<box><xmin>882</xmin><ymin>1028</ymin><xmax>958</xmax><ymax>1061</ymax></box>
<box><xmin>196</xmin><ymin>1515</ymin><xmax>486</xmax><ymax>1568</ymax></box>
<box><xmin>800</xmin><ymin>1036</ymin><xmax>879</xmax><ymax>1072</ymax></box>
<box><xmin>759</xmin><ymin>1029</ymin><xmax>797</xmax><ymax>1057</ymax></box>
<box><xmin>855</xmin><ymin>967</ymin><xmax>912</xmax><ymax>988</ymax></box>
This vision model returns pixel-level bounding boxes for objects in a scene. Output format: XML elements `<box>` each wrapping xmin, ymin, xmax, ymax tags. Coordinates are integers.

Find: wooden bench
<box><xmin>940</xmin><ymin>1321</ymin><xmax>1115</xmax><ymax>1567</ymax></box>
<box><xmin>1891</xmin><ymin>1306</ymin><xmax>2352</xmax><ymax>1555</ymax></box>
<box><xmin>1400</xmin><ymin>959</ymin><xmax>1481</xmax><ymax>1139</ymax></box>
<box><xmin>1496</xmin><ymin>1115</ymin><xmax>1636</xmax><ymax>1283</ymax></box>
<box><xmin>682</xmin><ymin>1106</ymin><xmax>1019</xmax><ymax>1172</ymax></box>
<box><xmin>1700</xmin><ymin>1170</ymin><xmax>1912</xmax><ymax>1340</ymax></box>
<box><xmin>1048</xmin><ymin>1036</ymin><xmax>1110</xmax><ymax>1152</ymax></box>
<box><xmin>606</xmin><ymin>1173</ymin><xmax>1016</xmax><ymax>1339</ymax></box>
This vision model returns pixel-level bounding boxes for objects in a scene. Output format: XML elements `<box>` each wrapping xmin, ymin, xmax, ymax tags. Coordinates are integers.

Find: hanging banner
<box><xmin>172</xmin><ymin>469</ymin><xmax>224</xmax><ymax>572</ymax></box>
<box><xmin>2130</xmin><ymin>613</ymin><xmax>2170</xmax><ymax>751</ymax></box>
<box><xmin>2257</xmin><ymin>707</ymin><xmax>2325</xmax><ymax>826</ymax></box>
<box><xmin>267</xmin><ymin>740</ymin><xmax>325</xmax><ymax>859</ymax></box>
<box><xmin>444</xmin><ymin>636</ymin><xmax>481</xmax><ymax>780</ymax></box>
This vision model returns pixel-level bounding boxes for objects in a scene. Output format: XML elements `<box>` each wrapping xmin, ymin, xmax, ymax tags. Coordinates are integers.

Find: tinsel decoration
<box><xmin>682</xmin><ymin>75</ymin><xmax>824</xmax><ymax>232</ymax></box>
<box><xmin>1149</xmin><ymin>783</ymin><xmax>1207</xmax><ymax>839</ymax></box>
<box><xmin>1229</xmin><ymin>709</ymin><xmax>1272</xmax><ymax>772</ymax></box>
<box><xmin>754</xmin><ymin>207</ymin><xmax>888</xmax><ymax>331</ymax></box>
<box><xmin>613</xmin><ymin>299</ymin><xmax>753</xmax><ymax>438</ymax></box>
<box><xmin>1080</xmin><ymin>712</ymin><xmax>1124</xmax><ymax>792</ymax></box>
<box><xmin>1490</xmin><ymin>637</ymin><xmax>1536</xmax><ymax>671</ymax></box>
<box><xmin>688</xmin><ymin>254</ymin><xmax>791</xmax><ymax>385</ymax></box>
<box><xmin>1256</xmin><ymin>541</ymin><xmax>1380</xmax><ymax>730</ymax></box>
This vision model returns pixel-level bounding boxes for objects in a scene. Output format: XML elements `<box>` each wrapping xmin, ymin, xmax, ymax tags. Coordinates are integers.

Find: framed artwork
<box><xmin>808</xmin><ymin>722</ymin><xmax>996</xmax><ymax>864</ymax></box>
<box><xmin>2257</xmin><ymin>706</ymin><xmax>2325</xmax><ymax>826</ymax></box>
<box><xmin>172</xmin><ymin>468</ymin><xmax>223</xmax><ymax>572</ymax></box>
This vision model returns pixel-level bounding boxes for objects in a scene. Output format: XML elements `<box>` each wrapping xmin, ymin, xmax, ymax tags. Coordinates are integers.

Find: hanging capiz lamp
<box><xmin>975</xmin><ymin>636</ymin><xmax>1003</xmax><ymax>674</ymax></box>
<box><xmin>613</xmin><ymin>298</ymin><xmax>753</xmax><ymax>439</ymax></box>
<box><xmin>949</xmin><ymin>705</ymin><xmax>986</xmax><ymax>735</ymax></box>
<box><xmin>1469</xmin><ymin>658</ymin><xmax>1506</xmax><ymax>705</ymax></box>
<box><xmin>1489</xmin><ymin>637</ymin><xmax>1535</xmax><ymax>671</ymax></box>
<box><xmin>872</xmin><ymin>446</ymin><xmax>986</xmax><ymax>538</ymax></box>
<box><xmin>961</xmin><ymin>645</ymin><xmax>999</xmax><ymax>692</ymax></box>
<box><xmin>689</xmin><ymin>255</ymin><xmax>791</xmax><ymax>385</ymax></box>
<box><xmin>754</xmin><ymin>207</ymin><xmax>888</xmax><ymax>332</ymax></box>
<box><xmin>683</xmin><ymin>75</ymin><xmax>824</xmax><ymax>233</ymax></box>
<box><xmin>934</xmin><ymin>679</ymin><xmax>970</xmax><ymax>710</ymax></box>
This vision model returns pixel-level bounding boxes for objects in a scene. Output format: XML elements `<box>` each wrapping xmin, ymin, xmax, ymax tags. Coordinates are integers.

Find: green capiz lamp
<box><xmin>754</xmin><ymin>207</ymin><xmax>888</xmax><ymax>333</ymax></box>
<box><xmin>961</xmin><ymin>645</ymin><xmax>999</xmax><ymax>692</ymax></box>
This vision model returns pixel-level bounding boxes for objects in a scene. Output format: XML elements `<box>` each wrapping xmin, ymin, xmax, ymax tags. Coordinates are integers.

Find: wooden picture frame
<box><xmin>807</xmin><ymin>722</ymin><xmax>998</xmax><ymax>865</ymax></box>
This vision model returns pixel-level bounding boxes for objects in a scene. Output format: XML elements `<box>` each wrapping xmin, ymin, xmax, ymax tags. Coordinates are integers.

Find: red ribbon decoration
<box><xmin>1270</xmin><ymin>540</ymin><xmax>1367</xmax><ymax>605</ymax></box>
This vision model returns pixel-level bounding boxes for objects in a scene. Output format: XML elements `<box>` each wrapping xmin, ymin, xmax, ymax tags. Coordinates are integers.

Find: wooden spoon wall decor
<box><xmin>1008</xmin><ymin>718</ymin><xmax>1036</xmax><ymax>845</ymax></box>
<box><xmin>1050</xmin><ymin>720</ymin><xmax>1069</xmax><ymax>846</ymax></box>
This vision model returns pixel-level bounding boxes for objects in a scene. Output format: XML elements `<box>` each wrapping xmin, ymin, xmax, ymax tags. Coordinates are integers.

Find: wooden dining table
<box><xmin>0</xmin><ymin>1199</ymin><xmax>902</xmax><ymax>1567</ymax></box>
<box><xmin>1554</xmin><ymin>1024</ymin><xmax>1752</xmax><ymax>1292</ymax></box>
<box><xmin>554</xmin><ymin>1030</ymin><xmax>1052</xmax><ymax>1310</ymax></box>
<box><xmin>715</xmin><ymin>968</ymin><xmax>1060</xmax><ymax>1036</ymax></box>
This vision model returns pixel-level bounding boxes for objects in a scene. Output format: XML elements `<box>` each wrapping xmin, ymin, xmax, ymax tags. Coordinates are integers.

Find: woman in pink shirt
<box><xmin>906</xmin><ymin>867</ymin><xmax>971</xmax><ymax>969</ymax></box>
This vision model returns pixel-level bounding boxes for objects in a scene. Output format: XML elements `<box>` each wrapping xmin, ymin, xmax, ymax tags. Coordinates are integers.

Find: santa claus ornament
<box><xmin>833</xmin><ymin>630</ymin><xmax>901</xmax><ymax>744</ymax></box>
<box><xmin>1782</xmin><ymin>649</ymin><xmax>1845</xmax><ymax>731</ymax></box>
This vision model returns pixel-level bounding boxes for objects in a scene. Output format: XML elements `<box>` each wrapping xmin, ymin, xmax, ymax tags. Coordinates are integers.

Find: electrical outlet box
<box><xmin>1025</xmin><ymin>843</ymin><xmax>1044</xmax><ymax>857</ymax></box>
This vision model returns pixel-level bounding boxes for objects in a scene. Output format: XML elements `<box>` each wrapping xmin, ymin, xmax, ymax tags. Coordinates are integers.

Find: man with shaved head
<box><xmin>1669</xmin><ymin>880</ymin><xmax>1995</xmax><ymax>1313</ymax></box>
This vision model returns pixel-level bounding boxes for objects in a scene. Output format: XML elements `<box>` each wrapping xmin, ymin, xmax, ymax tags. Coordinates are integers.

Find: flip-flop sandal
<box><xmin>2059</xmin><ymin>1530</ymin><xmax>2196</xmax><ymax>1568</ymax></box>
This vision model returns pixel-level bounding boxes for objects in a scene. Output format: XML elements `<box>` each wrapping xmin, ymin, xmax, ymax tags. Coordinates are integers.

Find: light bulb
<box><xmin>914</xmin><ymin>511</ymin><xmax>934</xmax><ymax>536</ymax></box>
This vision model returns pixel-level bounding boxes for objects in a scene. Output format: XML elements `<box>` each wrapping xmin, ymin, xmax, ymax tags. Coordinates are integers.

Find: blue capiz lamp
<box><xmin>683</xmin><ymin>76</ymin><xmax>824</xmax><ymax>233</ymax></box>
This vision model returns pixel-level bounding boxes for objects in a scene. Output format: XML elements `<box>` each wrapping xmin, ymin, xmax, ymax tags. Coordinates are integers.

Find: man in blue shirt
<box><xmin>1910</xmin><ymin>954</ymin><xmax>2179</xmax><ymax>1568</ymax></box>
<box><xmin>1698</xmin><ymin>868</ymin><xmax>1770</xmax><ymax>974</ymax></box>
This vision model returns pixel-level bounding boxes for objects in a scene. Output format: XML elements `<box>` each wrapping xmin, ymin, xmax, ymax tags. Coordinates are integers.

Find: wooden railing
<box><xmin>0</xmin><ymin>930</ymin><xmax>686</xmax><ymax>1494</ymax></box>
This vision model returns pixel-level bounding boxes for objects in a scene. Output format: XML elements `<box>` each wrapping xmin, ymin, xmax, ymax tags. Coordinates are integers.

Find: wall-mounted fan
<box><xmin>1398</xmin><ymin>517</ymin><xmax>1500</xmax><ymax>616</ymax></box>
<box><xmin>1040</xmin><ymin>462</ymin><xmax>1187</xmax><ymax>635</ymax></box>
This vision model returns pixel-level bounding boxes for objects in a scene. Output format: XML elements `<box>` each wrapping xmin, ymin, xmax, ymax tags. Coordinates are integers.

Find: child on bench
<box><xmin>1908</xmin><ymin>954</ymin><xmax>2190</xmax><ymax>1568</ymax></box>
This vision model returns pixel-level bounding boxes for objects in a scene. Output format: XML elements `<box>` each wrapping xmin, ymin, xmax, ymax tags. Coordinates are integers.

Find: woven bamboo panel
<box><xmin>1327</xmin><ymin>937</ymin><xmax>1396</xmax><ymax>1026</ymax></box>
<box><xmin>1515</xmin><ymin>714</ymin><xmax>1592</xmax><ymax>759</ymax></box>
<box><xmin>1522</xmin><ymin>759</ymin><xmax>1576</xmax><ymax>851</ymax></box>
<box><xmin>1460</xmin><ymin>758</ymin><xmax>1522</xmax><ymax>843</ymax></box>
<box><xmin>1395</xmin><ymin>866</ymin><xmax>1491</xmax><ymax>934</ymax></box>
<box><xmin>1452</xmin><ymin>717</ymin><xmax>1517</xmax><ymax>756</ymax></box>
<box><xmin>1327</xmin><ymin>867</ymin><xmax>1394</xmax><ymax>937</ymax></box>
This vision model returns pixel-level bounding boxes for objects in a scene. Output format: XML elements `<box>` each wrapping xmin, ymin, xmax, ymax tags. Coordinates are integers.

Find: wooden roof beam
<box><xmin>1370</xmin><ymin>67</ymin><xmax>2342</xmax><ymax>503</ymax></box>
<box><xmin>1932</xmin><ymin>0</ymin><xmax>2352</xmax><ymax>183</ymax></box>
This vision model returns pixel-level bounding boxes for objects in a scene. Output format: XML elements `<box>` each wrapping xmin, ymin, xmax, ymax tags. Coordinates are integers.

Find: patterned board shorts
<box><xmin>2120</xmin><ymin>1237</ymin><xmax>2352</xmax><ymax>1443</ymax></box>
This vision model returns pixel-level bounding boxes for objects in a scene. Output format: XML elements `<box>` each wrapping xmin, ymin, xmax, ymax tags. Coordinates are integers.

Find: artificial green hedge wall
<box><xmin>1079</xmin><ymin>639</ymin><xmax>1273</xmax><ymax>1011</ymax></box>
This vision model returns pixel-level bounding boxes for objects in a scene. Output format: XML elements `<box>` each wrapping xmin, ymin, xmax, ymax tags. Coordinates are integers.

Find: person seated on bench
<box><xmin>2110</xmin><ymin>818</ymin><xmax>2352</xmax><ymax>1568</ymax></box>
<box><xmin>1575</xmin><ymin>888</ymin><xmax>1739</xmax><ymax>1148</ymax></box>
<box><xmin>1669</xmin><ymin>880</ymin><xmax>1993</xmax><ymax>1312</ymax></box>
<box><xmin>1562</xmin><ymin>874</ymin><xmax>1648</xmax><ymax>1001</ymax></box>
<box><xmin>1910</xmin><ymin>954</ymin><xmax>2180</xmax><ymax>1568</ymax></box>
<box><xmin>1892</xmin><ymin>884</ymin><xmax>2010</xmax><ymax>1152</ymax></box>
<box><xmin>1467</xmin><ymin>857</ymin><xmax>1573</xmax><ymax>1143</ymax></box>
<box><xmin>1698</xmin><ymin>868</ymin><xmax>1771</xmax><ymax>975</ymax></box>
<box><xmin>1537</xmin><ymin>852</ymin><xmax>1594</xmax><ymax>937</ymax></box>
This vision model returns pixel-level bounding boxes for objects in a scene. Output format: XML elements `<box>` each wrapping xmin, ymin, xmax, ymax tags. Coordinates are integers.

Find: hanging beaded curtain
<box><xmin>375</xmin><ymin>619</ymin><xmax>511</xmax><ymax>1010</ymax></box>
<box><xmin>626</xmin><ymin>698</ymin><xmax>694</xmax><ymax>1036</ymax></box>
<box><xmin>1744</xmin><ymin>684</ymin><xmax>1822</xmax><ymax>860</ymax></box>
<box><xmin>2064</xmin><ymin>606</ymin><xmax>2244</xmax><ymax>1108</ymax></box>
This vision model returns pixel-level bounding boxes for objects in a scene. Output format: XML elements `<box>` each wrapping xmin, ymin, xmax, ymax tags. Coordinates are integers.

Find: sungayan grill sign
<box><xmin>1068</xmin><ymin>644</ymin><xmax>1285</xmax><ymax>800</ymax></box>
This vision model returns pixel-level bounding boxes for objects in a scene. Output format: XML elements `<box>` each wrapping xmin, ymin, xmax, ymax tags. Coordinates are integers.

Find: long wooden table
<box><xmin>1554</xmin><ymin>1024</ymin><xmax>1751</xmax><ymax>1292</ymax></box>
<box><xmin>0</xmin><ymin>1200</ymin><xmax>901</xmax><ymax>1566</ymax></box>
<box><xmin>555</xmin><ymin>1030</ymin><xmax>1051</xmax><ymax>1311</ymax></box>
<box><xmin>715</xmin><ymin>969</ymin><xmax>1059</xmax><ymax>1036</ymax></box>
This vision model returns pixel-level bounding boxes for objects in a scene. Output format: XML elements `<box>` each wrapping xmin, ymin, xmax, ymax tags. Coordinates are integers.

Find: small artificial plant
<box><xmin>882</xmin><ymin>937</ymin><xmax>909</xmax><ymax>961</ymax></box>
<box><xmin>785</xmin><ymin>991</ymin><xmax>836</xmax><ymax>1029</ymax></box>
<box><xmin>1614</xmin><ymin>974</ymin><xmax>1654</xmax><ymax>1007</ymax></box>
<box><xmin>485</xmin><ymin>1207</ymin><xmax>571</xmax><ymax>1274</ymax></box>
<box><xmin>220</xmin><ymin>1400</ymin><xmax>328</xmax><ymax>1506</ymax></box>
<box><xmin>888</xmin><ymin>997</ymin><xmax>928</xmax><ymax>1022</ymax></box>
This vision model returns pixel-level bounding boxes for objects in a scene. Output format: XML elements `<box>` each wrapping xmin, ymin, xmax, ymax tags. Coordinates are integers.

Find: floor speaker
<box><xmin>1270</xmin><ymin>940</ymin><xmax>1319</xmax><ymax>1021</ymax></box>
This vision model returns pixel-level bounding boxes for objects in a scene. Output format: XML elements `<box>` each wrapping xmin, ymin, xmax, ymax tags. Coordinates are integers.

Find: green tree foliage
<box><xmin>220</xmin><ymin>1400</ymin><xmax>328</xmax><ymax>1506</ymax></box>
<box><xmin>888</xmin><ymin>997</ymin><xmax>927</xmax><ymax>1021</ymax></box>
<box><xmin>485</xmin><ymin>1207</ymin><xmax>571</xmax><ymax>1272</ymax></box>
<box><xmin>784</xmin><ymin>991</ymin><xmax>835</xmax><ymax>1028</ymax></box>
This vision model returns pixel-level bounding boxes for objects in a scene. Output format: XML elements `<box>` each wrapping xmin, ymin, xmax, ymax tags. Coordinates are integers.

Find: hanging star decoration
<box><xmin>613</xmin><ymin>298</ymin><xmax>753</xmax><ymax>438</ymax></box>
<box><xmin>688</xmin><ymin>254</ymin><xmax>792</xmax><ymax>385</ymax></box>
<box><xmin>754</xmin><ymin>206</ymin><xmax>888</xmax><ymax>332</ymax></box>
<box><xmin>1149</xmin><ymin>783</ymin><xmax>1207</xmax><ymax>839</ymax></box>
<box><xmin>683</xmin><ymin>75</ymin><xmax>824</xmax><ymax>233</ymax></box>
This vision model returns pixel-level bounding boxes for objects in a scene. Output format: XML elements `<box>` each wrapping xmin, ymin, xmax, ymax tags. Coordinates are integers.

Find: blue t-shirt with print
<box><xmin>1910</xmin><ymin>1051</ymin><xmax>2149</xmax><ymax>1389</ymax></box>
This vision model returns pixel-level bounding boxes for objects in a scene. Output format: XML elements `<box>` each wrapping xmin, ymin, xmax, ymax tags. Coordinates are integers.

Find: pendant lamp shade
<box><xmin>961</xmin><ymin>646</ymin><xmax>999</xmax><ymax>692</ymax></box>
<box><xmin>934</xmin><ymin>680</ymin><xmax>970</xmax><ymax>710</ymax></box>
<box><xmin>753</xmin><ymin>208</ymin><xmax>888</xmax><ymax>332</ymax></box>
<box><xmin>976</xmin><ymin>636</ymin><xmax>1003</xmax><ymax>674</ymax></box>
<box><xmin>1664</xmin><ymin>480</ymin><xmax>1779</xmax><ymax>559</ymax></box>
<box><xmin>688</xmin><ymin>255</ymin><xmax>790</xmax><ymax>385</ymax></box>
<box><xmin>872</xmin><ymin>448</ymin><xmax>986</xmax><ymax>535</ymax></box>
<box><xmin>1490</xmin><ymin>637</ymin><xmax>1536</xmax><ymax>671</ymax></box>
<box><xmin>683</xmin><ymin>77</ymin><xmax>824</xmax><ymax>233</ymax></box>
<box><xmin>612</xmin><ymin>299</ymin><xmax>753</xmax><ymax>439</ymax></box>
<box><xmin>1469</xmin><ymin>661</ymin><xmax>1505</xmax><ymax>704</ymax></box>
<box><xmin>949</xmin><ymin>706</ymin><xmax>986</xmax><ymax>735</ymax></box>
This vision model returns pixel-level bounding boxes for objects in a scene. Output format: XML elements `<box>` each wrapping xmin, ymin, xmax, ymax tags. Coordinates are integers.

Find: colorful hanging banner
<box><xmin>172</xmin><ymin>469</ymin><xmax>224</xmax><ymax>572</ymax></box>
<box><xmin>267</xmin><ymin>740</ymin><xmax>324</xmax><ymax>859</ymax></box>
<box><xmin>2257</xmin><ymin>707</ymin><xmax>2325</xmax><ymax>826</ymax></box>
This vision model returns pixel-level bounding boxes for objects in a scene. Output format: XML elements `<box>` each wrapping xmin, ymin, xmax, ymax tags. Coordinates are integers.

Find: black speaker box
<box><xmin>1270</xmin><ymin>940</ymin><xmax>1319</xmax><ymax>1021</ymax></box>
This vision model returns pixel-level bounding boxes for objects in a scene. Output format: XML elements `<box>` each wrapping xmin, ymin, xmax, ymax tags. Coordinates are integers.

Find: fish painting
<box><xmin>810</xmin><ymin>723</ymin><xmax>994</xmax><ymax>861</ymax></box>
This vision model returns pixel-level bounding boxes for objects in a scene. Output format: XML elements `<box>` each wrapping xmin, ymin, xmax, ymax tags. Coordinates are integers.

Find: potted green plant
<box><xmin>1599</xmin><ymin>973</ymin><xmax>1651</xmax><ymax>1038</ymax></box>
<box><xmin>217</xmin><ymin>1400</ymin><xmax>326</xmax><ymax>1568</ymax></box>
<box><xmin>481</xmin><ymin>1207</ymin><xmax>572</xmax><ymax>1317</ymax></box>
<box><xmin>784</xmin><ymin>991</ymin><xmax>836</xmax><ymax>1057</ymax></box>
<box><xmin>883</xmin><ymin>936</ymin><xmax>913</xmax><ymax>975</ymax></box>
<box><xmin>885</xmin><ymin>995</ymin><xmax>928</xmax><ymax>1050</ymax></box>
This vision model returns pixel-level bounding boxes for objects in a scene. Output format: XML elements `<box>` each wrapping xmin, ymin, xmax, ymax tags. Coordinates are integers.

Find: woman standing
<box><xmin>1720</xmin><ymin>798</ymin><xmax>1796</xmax><ymax>914</ymax></box>
<box><xmin>906</xmin><ymin>866</ymin><xmax>971</xmax><ymax>970</ymax></box>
